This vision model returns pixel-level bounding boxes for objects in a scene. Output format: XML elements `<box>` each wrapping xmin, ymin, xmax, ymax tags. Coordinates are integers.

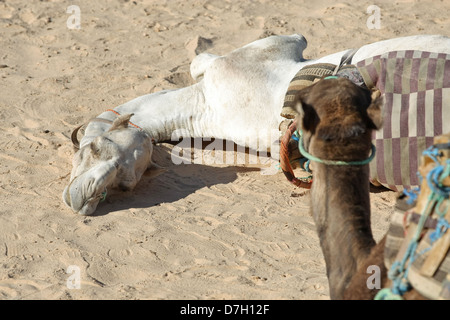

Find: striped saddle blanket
<box><xmin>282</xmin><ymin>50</ymin><xmax>450</xmax><ymax>192</ymax></box>
<box><xmin>357</xmin><ymin>50</ymin><xmax>450</xmax><ymax>191</ymax></box>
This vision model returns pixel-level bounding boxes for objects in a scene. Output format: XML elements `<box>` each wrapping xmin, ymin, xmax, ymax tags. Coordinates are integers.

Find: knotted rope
<box><xmin>375</xmin><ymin>144</ymin><xmax>450</xmax><ymax>300</ymax></box>
<box><xmin>297</xmin><ymin>130</ymin><xmax>376</xmax><ymax>167</ymax></box>
<box><xmin>279</xmin><ymin>120</ymin><xmax>313</xmax><ymax>189</ymax></box>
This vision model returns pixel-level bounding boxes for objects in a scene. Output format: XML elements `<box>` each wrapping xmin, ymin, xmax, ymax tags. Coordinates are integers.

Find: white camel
<box><xmin>63</xmin><ymin>33</ymin><xmax>450</xmax><ymax>215</ymax></box>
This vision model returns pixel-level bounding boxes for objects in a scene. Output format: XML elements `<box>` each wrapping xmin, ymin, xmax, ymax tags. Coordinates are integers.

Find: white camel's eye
<box><xmin>90</xmin><ymin>142</ymin><xmax>101</xmax><ymax>157</ymax></box>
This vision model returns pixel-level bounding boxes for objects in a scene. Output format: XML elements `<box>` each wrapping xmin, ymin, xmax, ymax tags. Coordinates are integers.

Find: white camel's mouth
<box><xmin>63</xmin><ymin>188</ymin><xmax>106</xmax><ymax>216</ymax></box>
<box><xmin>63</xmin><ymin>159</ymin><xmax>119</xmax><ymax>215</ymax></box>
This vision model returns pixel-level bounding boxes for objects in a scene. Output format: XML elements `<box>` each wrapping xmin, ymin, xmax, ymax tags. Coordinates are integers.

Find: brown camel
<box><xmin>293</xmin><ymin>77</ymin><xmax>427</xmax><ymax>300</ymax></box>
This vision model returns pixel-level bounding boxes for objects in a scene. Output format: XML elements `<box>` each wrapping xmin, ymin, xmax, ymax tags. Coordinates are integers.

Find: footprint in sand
<box><xmin>0</xmin><ymin>220</ymin><xmax>21</xmax><ymax>258</ymax></box>
<box><xmin>107</xmin><ymin>248</ymin><xmax>133</xmax><ymax>260</ymax></box>
<box><xmin>0</xmin><ymin>279</ymin><xmax>49</xmax><ymax>300</ymax></box>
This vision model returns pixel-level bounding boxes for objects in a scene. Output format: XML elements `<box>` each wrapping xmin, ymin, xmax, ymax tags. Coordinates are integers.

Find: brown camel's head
<box><xmin>294</xmin><ymin>77</ymin><xmax>383</xmax><ymax>163</ymax></box>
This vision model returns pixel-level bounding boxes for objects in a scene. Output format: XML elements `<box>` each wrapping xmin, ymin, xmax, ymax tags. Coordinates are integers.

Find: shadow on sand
<box><xmin>91</xmin><ymin>142</ymin><xmax>267</xmax><ymax>216</ymax></box>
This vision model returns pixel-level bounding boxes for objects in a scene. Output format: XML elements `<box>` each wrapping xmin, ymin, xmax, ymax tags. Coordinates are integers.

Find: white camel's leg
<box><xmin>190</xmin><ymin>52</ymin><xmax>220</xmax><ymax>81</ymax></box>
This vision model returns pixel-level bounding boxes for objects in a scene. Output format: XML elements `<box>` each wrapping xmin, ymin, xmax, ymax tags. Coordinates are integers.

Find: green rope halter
<box><xmin>298</xmin><ymin>130</ymin><xmax>376</xmax><ymax>166</ymax></box>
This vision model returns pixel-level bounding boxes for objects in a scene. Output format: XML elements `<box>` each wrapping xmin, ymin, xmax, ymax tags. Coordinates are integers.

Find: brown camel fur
<box><xmin>294</xmin><ymin>77</ymin><xmax>426</xmax><ymax>300</ymax></box>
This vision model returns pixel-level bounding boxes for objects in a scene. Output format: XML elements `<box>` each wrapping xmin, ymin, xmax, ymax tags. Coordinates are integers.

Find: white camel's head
<box><xmin>63</xmin><ymin>114</ymin><xmax>154</xmax><ymax>215</ymax></box>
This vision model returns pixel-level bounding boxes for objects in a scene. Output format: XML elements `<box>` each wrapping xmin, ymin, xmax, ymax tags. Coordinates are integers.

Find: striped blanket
<box><xmin>357</xmin><ymin>50</ymin><xmax>450</xmax><ymax>191</ymax></box>
<box><xmin>281</xmin><ymin>50</ymin><xmax>450</xmax><ymax>192</ymax></box>
<box><xmin>281</xmin><ymin>63</ymin><xmax>337</xmax><ymax>119</ymax></box>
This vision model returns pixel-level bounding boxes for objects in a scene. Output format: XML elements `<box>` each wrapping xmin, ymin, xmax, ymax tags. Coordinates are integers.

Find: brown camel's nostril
<box><xmin>119</xmin><ymin>183</ymin><xmax>131</xmax><ymax>192</ymax></box>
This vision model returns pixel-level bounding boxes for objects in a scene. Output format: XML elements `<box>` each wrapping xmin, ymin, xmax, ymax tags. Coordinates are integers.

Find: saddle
<box><xmin>280</xmin><ymin>50</ymin><xmax>450</xmax><ymax>192</ymax></box>
<box><xmin>279</xmin><ymin>49</ymin><xmax>361</xmax><ymax>187</ymax></box>
<box><xmin>382</xmin><ymin>133</ymin><xmax>450</xmax><ymax>300</ymax></box>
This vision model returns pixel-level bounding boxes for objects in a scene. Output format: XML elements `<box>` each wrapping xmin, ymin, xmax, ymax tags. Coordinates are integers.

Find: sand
<box><xmin>0</xmin><ymin>0</ymin><xmax>448</xmax><ymax>300</ymax></box>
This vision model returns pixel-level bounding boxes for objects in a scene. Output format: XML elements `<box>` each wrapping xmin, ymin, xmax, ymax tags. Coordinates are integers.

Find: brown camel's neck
<box><xmin>311</xmin><ymin>162</ymin><xmax>376</xmax><ymax>299</ymax></box>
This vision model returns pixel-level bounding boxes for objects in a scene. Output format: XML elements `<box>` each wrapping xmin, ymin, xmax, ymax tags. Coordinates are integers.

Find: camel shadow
<box><xmin>91</xmin><ymin>142</ymin><xmax>266</xmax><ymax>216</ymax></box>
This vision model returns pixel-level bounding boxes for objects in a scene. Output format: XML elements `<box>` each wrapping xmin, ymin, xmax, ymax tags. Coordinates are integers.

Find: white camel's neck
<box><xmin>80</xmin><ymin>83</ymin><xmax>209</xmax><ymax>148</ymax></box>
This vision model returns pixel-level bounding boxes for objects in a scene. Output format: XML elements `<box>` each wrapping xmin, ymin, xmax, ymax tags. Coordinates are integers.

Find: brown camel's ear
<box><xmin>299</xmin><ymin>101</ymin><xmax>320</xmax><ymax>134</ymax></box>
<box><xmin>293</xmin><ymin>86</ymin><xmax>320</xmax><ymax>134</ymax></box>
<box><xmin>108</xmin><ymin>113</ymin><xmax>134</xmax><ymax>131</ymax></box>
<box><xmin>366</xmin><ymin>92</ymin><xmax>383</xmax><ymax>130</ymax></box>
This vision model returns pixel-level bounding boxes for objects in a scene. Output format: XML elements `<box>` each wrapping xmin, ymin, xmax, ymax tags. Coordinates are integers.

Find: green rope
<box><xmin>100</xmin><ymin>189</ymin><xmax>107</xmax><ymax>202</ymax></box>
<box><xmin>297</xmin><ymin>130</ymin><xmax>376</xmax><ymax>166</ymax></box>
<box><xmin>374</xmin><ymin>288</ymin><xmax>404</xmax><ymax>300</ymax></box>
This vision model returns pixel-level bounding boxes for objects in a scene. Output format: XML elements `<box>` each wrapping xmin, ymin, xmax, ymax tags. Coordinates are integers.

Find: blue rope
<box><xmin>299</xmin><ymin>158</ymin><xmax>312</xmax><ymax>173</ymax></box>
<box><xmin>403</xmin><ymin>187</ymin><xmax>420</xmax><ymax>205</ymax></box>
<box><xmin>429</xmin><ymin>218</ymin><xmax>450</xmax><ymax>243</ymax></box>
<box><xmin>292</xmin><ymin>131</ymin><xmax>312</xmax><ymax>173</ymax></box>
<box><xmin>426</xmin><ymin>160</ymin><xmax>450</xmax><ymax>199</ymax></box>
<box><xmin>422</xmin><ymin>145</ymin><xmax>442</xmax><ymax>164</ymax></box>
<box><xmin>275</xmin><ymin>162</ymin><xmax>281</xmax><ymax>171</ymax></box>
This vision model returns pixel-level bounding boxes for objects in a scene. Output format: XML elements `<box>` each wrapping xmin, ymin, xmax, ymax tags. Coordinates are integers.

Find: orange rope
<box><xmin>106</xmin><ymin>109</ymin><xmax>155</xmax><ymax>144</ymax></box>
<box><xmin>106</xmin><ymin>109</ymin><xmax>144</xmax><ymax>131</ymax></box>
<box><xmin>279</xmin><ymin>120</ymin><xmax>312</xmax><ymax>189</ymax></box>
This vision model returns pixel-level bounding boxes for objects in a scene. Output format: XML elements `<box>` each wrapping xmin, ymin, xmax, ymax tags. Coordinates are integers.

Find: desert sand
<box><xmin>0</xmin><ymin>0</ymin><xmax>449</xmax><ymax>300</ymax></box>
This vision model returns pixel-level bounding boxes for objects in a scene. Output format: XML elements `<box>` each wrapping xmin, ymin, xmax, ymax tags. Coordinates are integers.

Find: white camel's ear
<box><xmin>144</xmin><ymin>162</ymin><xmax>167</xmax><ymax>179</ymax></box>
<box><xmin>109</xmin><ymin>113</ymin><xmax>134</xmax><ymax>131</ymax></box>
